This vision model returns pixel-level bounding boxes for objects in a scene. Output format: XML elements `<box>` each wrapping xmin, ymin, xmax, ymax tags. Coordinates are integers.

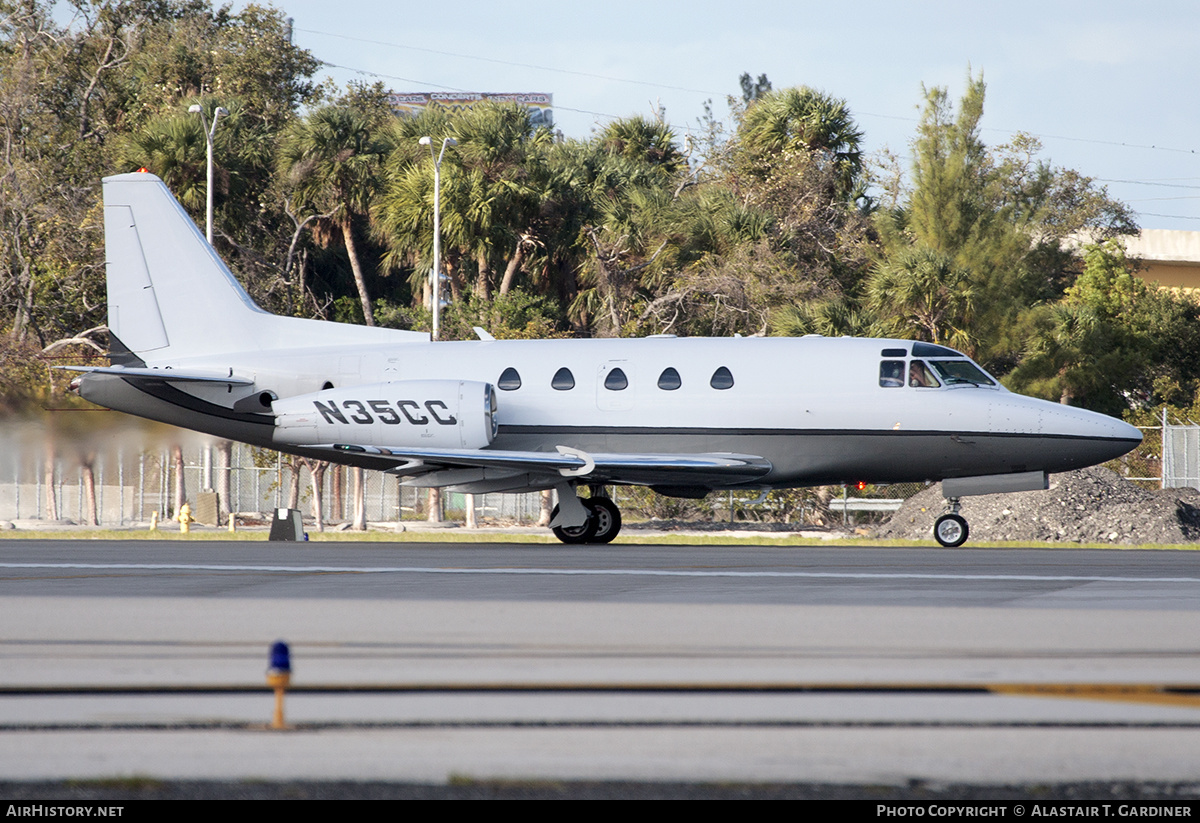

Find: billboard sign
<box><xmin>389</xmin><ymin>92</ymin><xmax>554</xmax><ymax>129</ymax></box>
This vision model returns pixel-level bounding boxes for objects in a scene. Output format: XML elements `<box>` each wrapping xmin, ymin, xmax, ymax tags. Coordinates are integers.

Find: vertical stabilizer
<box><xmin>102</xmin><ymin>171</ymin><xmax>425</xmax><ymax>362</ymax></box>
<box><xmin>103</xmin><ymin>172</ymin><xmax>267</xmax><ymax>361</ymax></box>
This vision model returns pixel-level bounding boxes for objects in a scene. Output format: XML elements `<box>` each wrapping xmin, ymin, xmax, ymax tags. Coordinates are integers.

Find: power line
<box><xmin>302</xmin><ymin>28</ymin><xmax>1200</xmax><ymax>156</ymax></box>
<box><xmin>1097</xmin><ymin>178</ymin><xmax>1200</xmax><ymax>190</ymax></box>
<box><xmin>318</xmin><ymin>62</ymin><xmax>620</xmax><ymax>120</ymax></box>
<box><xmin>1128</xmin><ymin>196</ymin><xmax>1200</xmax><ymax>202</ymax></box>
<box><xmin>1136</xmin><ymin>212</ymin><xmax>1200</xmax><ymax>221</ymax></box>
<box><xmin>299</xmin><ymin>28</ymin><xmax>720</xmax><ymax>96</ymax></box>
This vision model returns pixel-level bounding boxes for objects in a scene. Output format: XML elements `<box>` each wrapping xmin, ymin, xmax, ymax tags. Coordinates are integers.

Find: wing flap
<box><xmin>324</xmin><ymin>443</ymin><xmax>772</xmax><ymax>487</ymax></box>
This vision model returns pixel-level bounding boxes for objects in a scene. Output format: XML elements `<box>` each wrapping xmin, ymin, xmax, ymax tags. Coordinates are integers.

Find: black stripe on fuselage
<box><xmin>496</xmin><ymin>424</ymin><xmax>1140</xmax><ymax>444</ymax></box>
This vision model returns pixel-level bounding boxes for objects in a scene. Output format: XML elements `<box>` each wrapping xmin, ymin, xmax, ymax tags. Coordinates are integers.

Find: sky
<box><xmin>260</xmin><ymin>0</ymin><xmax>1200</xmax><ymax>230</ymax></box>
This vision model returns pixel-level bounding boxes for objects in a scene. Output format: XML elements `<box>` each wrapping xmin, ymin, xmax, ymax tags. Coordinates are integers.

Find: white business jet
<box><xmin>66</xmin><ymin>172</ymin><xmax>1142</xmax><ymax>547</ymax></box>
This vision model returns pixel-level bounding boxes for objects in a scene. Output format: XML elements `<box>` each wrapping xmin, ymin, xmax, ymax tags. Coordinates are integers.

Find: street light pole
<box><xmin>188</xmin><ymin>103</ymin><xmax>227</xmax><ymax>495</ymax></box>
<box><xmin>188</xmin><ymin>103</ymin><xmax>229</xmax><ymax>244</ymax></box>
<box><xmin>418</xmin><ymin>135</ymin><xmax>457</xmax><ymax>342</ymax></box>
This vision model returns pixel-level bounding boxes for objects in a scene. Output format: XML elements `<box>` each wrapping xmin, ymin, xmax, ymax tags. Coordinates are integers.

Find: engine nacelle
<box><xmin>272</xmin><ymin>380</ymin><xmax>498</xmax><ymax>450</ymax></box>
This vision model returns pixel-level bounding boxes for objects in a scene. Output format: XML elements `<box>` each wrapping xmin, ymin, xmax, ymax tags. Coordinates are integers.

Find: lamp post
<box><xmin>188</xmin><ymin>103</ymin><xmax>229</xmax><ymax>244</ymax></box>
<box><xmin>418</xmin><ymin>135</ymin><xmax>457</xmax><ymax>341</ymax></box>
<box><xmin>188</xmin><ymin>103</ymin><xmax>227</xmax><ymax>495</ymax></box>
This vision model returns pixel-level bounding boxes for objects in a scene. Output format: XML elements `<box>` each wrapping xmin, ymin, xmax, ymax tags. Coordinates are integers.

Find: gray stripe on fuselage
<box><xmin>493</xmin><ymin>427</ymin><xmax>1140</xmax><ymax>485</ymax></box>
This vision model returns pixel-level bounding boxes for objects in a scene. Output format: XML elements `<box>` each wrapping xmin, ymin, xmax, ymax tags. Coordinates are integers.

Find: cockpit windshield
<box><xmin>877</xmin><ymin>345</ymin><xmax>998</xmax><ymax>389</ymax></box>
<box><xmin>927</xmin><ymin>359</ymin><xmax>995</xmax><ymax>386</ymax></box>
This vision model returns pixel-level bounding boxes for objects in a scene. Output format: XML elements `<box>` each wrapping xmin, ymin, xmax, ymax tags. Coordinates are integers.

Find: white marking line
<box><xmin>2</xmin><ymin>562</ymin><xmax>1199</xmax><ymax>584</ymax></box>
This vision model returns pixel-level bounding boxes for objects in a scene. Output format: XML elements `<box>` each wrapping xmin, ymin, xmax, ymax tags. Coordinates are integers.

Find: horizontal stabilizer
<box><xmin>57</xmin><ymin>365</ymin><xmax>255</xmax><ymax>385</ymax></box>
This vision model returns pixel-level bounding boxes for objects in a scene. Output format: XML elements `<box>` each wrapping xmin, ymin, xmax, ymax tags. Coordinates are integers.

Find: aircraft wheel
<box><xmin>585</xmin><ymin>497</ymin><xmax>622</xmax><ymax>544</ymax></box>
<box><xmin>550</xmin><ymin>505</ymin><xmax>597</xmax><ymax>545</ymax></box>
<box><xmin>933</xmin><ymin>513</ymin><xmax>969</xmax><ymax>548</ymax></box>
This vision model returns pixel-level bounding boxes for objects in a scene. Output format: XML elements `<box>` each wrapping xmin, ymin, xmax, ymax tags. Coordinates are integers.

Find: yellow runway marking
<box><xmin>990</xmin><ymin>683</ymin><xmax>1200</xmax><ymax>709</ymax></box>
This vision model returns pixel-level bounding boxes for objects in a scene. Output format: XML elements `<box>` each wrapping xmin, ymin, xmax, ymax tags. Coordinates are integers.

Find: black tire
<box><xmin>550</xmin><ymin>504</ymin><xmax>597</xmax><ymax>544</ymax></box>
<box><xmin>933</xmin><ymin>513</ymin><xmax>969</xmax><ymax>548</ymax></box>
<box><xmin>585</xmin><ymin>497</ymin><xmax>622</xmax><ymax>544</ymax></box>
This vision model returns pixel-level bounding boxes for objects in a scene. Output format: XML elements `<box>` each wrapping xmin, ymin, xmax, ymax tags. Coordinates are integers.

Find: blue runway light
<box><xmin>269</xmin><ymin>640</ymin><xmax>291</xmax><ymax>673</ymax></box>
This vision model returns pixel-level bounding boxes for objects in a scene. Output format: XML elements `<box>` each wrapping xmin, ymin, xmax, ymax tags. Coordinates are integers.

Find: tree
<box><xmin>905</xmin><ymin>77</ymin><xmax>989</xmax><ymax>255</ymax></box>
<box><xmin>874</xmin><ymin>73</ymin><xmax>1137</xmax><ymax>371</ymax></box>
<box><xmin>737</xmin><ymin>86</ymin><xmax>865</xmax><ymax>201</ymax></box>
<box><xmin>771</xmin><ymin>295</ymin><xmax>884</xmax><ymax>339</ymax></box>
<box><xmin>1007</xmin><ymin>242</ymin><xmax>1200</xmax><ymax>414</ymax></box>
<box><xmin>598</xmin><ymin>115</ymin><xmax>685</xmax><ymax>176</ymax></box>
<box><xmin>279</xmin><ymin>105</ymin><xmax>390</xmax><ymax>325</ymax></box>
<box><xmin>866</xmin><ymin>245</ymin><xmax>976</xmax><ymax>352</ymax></box>
<box><xmin>375</xmin><ymin>101</ymin><xmax>555</xmax><ymax>306</ymax></box>
<box><xmin>739</xmin><ymin>72</ymin><xmax>772</xmax><ymax>104</ymax></box>
<box><xmin>0</xmin><ymin>0</ymin><xmax>322</xmax><ymax>347</ymax></box>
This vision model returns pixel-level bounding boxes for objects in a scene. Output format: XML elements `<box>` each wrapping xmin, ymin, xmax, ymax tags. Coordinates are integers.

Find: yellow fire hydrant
<box><xmin>175</xmin><ymin>502</ymin><xmax>194</xmax><ymax>534</ymax></box>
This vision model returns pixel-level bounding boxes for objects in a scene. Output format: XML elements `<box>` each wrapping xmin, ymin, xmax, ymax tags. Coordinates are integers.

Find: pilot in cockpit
<box><xmin>908</xmin><ymin>360</ymin><xmax>940</xmax><ymax>388</ymax></box>
<box><xmin>879</xmin><ymin>360</ymin><xmax>904</xmax><ymax>387</ymax></box>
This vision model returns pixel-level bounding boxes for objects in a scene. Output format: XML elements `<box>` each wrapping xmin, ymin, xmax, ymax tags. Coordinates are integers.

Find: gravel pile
<box><xmin>877</xmin><ymin>467</ymin><xmax>1200</xmax><ymax>545</ymax></box>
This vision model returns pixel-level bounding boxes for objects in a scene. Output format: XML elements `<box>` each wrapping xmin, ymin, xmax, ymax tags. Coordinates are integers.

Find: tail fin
<box><xmin>102</xmin><ymin>172</ymin><xmax>418</xmax><ymax>363</ymax></box>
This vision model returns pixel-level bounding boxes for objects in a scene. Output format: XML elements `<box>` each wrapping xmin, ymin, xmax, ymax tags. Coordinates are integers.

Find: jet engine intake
<box><xmin>272</xmin><ymin>380</ymin><xmax>497</xmax><ymax>450</ymax></box>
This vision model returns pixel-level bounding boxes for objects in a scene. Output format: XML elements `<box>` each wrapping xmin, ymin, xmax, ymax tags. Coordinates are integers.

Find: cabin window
<box><xmin>497</xmin><ymin>367</ymin><xmax>522</xmax><ymax>391</ymax></box>
<box><xmin>604</xmin><ymin>367</ymin><xmax>628</xmax><ymax>391</ymax></box>
<box><xmin>908</xmin><ymin>360</ymin><xmax>941</xmax><ymax>388</ymax></box>
<box><xmin>657</xmin><ymin>367</ymin><xmax>681</xmax><ymax>391</ymax></box>
<box><xmin>710</xmin><ymin>366</ymin><xmax>734</xmax><ymax>390</ymax></box>
<box><xmin>552</xmin><ymin>367</ymin><xmax>575</xmax><ymax>390</ymax></box>
<box><xmin>879</xmin><ymin>360</ymin><xmax>904</xmax><ymax>387</ymax></box>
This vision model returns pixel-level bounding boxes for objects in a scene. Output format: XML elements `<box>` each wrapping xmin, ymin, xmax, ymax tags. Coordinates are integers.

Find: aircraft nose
<box><xmin>1042</xmin><ymin>403</ymin><xmax>1143</xmax><ymax>469</ymax></box>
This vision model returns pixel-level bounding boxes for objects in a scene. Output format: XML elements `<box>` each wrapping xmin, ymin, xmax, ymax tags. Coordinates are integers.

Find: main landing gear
<box><xmin>933</xmin><ymin>497</ymin><xmax>969</xmax><ymax>548</ymax></box>
<box><xmin>550</xmin><ymin>486</ymin><xmax>623</xmax><ymax>545</ymax></box>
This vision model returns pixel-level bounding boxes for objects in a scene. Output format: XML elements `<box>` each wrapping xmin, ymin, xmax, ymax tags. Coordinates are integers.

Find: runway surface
<box><xmin>2</xmin><ymin>539</ymin><xmax>1200</xmax><ymax>787</ymax></box>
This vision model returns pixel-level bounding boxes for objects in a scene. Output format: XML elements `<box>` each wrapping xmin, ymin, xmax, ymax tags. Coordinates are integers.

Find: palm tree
<box><xmin>866</xmin><ymin>245</ymin><xmax>976</xmax><ymax>352</ymax></box>
<box><xmin>599</xmin><ymin>116</ymin><xmax>684</xmax><ymax>176</ymax></box>
<box><xmin>278</xmin><ymin>106</ymin><xmax>389</xmax><ymax>326</ymax></box>
<box><xmin>738</xmin><ymin>87</ymin><xmax>864</xmax><ymax>199</ymax></box>
<box><xmin>116</xmin><ymin>114</ymin><xmax>208</xmax><ymax>212</ymax></box>
<box><xmin>375</xmin><ymin>102</ymin><xmax>553</xmax><ymax>305</ymax></box>
<box><xmin>771</xmin><ymin>296</ymin><xmax>883</xmax><ymax>339</ymax></box>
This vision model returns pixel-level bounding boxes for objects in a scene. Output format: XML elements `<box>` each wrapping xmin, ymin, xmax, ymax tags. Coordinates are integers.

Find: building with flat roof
<box><xmin>1122</xmin><ymin>230</ymin><xmax>1200</xmax><ymax>292</ymax></box>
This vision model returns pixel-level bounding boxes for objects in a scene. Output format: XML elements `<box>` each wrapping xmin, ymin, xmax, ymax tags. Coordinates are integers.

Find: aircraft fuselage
<box><xmin>79</xmin><ymin>334</ymin><xmax>1140</xmax><ymax>489</ymax></box>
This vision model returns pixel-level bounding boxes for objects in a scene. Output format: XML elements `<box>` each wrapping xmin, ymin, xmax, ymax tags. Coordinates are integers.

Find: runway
<box><xmin>3</xmin><ymin>539</ymin><xmax>1200</xmax><ymax>787</ymax></box>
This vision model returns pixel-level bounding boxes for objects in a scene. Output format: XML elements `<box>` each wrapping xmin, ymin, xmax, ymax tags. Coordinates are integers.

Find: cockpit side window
<box><xmin>879</xmin><ymin>360</ymin><xmax>904</xmax><ymax>387</ymax></box>
<box><xmin>908</xmin><ymin>360</ymin><xmax>941</xmax><ymax>388</ymax></box>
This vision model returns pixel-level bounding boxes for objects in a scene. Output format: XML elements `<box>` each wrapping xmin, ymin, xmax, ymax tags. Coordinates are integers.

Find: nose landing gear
<box><xmin>933</xmin><ymin>497</ymin><xmax>969</xmax><ymax>547</ymax></box>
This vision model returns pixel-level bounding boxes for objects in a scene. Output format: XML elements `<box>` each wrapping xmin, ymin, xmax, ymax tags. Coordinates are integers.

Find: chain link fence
<box><xmin>0</xmin><ymin>417</ymin><xmax>1184</xmax><ymax>528</ymax></box>
<box><xmin>0</xmin><ymin>424</ymin><xmax>550</xmax><ymax>527</ymax></box>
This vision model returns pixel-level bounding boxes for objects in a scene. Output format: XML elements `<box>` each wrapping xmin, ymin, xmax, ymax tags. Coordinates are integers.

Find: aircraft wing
<box><xmin>57</xmin><ymin>366</ymin><xmax>254</xmax><ymax>385</ymax></box>
<box><xmin>320</xmin><ymin>443</ymin><xmax>773</xmax><ymax>488</ymax></box>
